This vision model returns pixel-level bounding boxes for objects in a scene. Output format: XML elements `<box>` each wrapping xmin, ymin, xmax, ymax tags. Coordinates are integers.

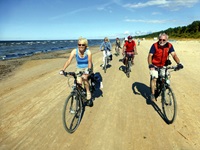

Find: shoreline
<box><xmin>0</xmin><ymin>45</ymin><xmax>101</xmax><ymax>81</ymax></box>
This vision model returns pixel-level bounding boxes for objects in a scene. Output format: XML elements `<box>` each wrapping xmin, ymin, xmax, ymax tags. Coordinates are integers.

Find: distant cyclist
<box><xmin>137</xmin><ymin>38</ymin><xmax>140</xmax><ymax>46</ymax></box>
<box><xmin>60</xmin><ymin>37</ymin><xmax>93</xmax><ymax>105</ymax></box>
<box><xmin>115</xmin><ymin>37</ymin><xmax>121</xmax><ymax>55</ymax></box>
<box><xmin>147</xmin><ymin>33</ymin><xmax>183</xmax><ymax>102</ymax></box>
<box><xmin>122</xmin><ymin>35</ymin><xmax>137</xmax><ymax>66</ymax></box>
<box><xmin>100</xmin><ymin>37</ymin><xmax>112</xmax><ymax>67</ymax></box>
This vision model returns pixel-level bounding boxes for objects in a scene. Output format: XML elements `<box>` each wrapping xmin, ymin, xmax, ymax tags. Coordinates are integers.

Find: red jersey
<box><xmin>124</xmin><ymin>40</ymin><xmax>136</xmax><ymax>52</ymax></box>
<box><xmin>152</xmin><ymin>42</ymin><xmax>172</xmax><ymax>67</ymax></box>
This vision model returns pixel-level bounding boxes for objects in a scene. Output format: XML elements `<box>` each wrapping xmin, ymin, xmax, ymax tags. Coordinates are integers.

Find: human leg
<box><xmin>102</xmin><ymin>51</ymin><xmax>106</xmax><ymax>67</ymax></box>
<box><xmin>82</xmin><ymin>74</ymin><xmax>91</xmax><ymax>100</ymax></box>
<box><xmin>131</xmin><ymin>54</ymin><xmax>135</xmax><ymax>65</ymax></box>
<box><xmin>150</xmin><ymin>70</ymin><xmax>158</xmax><ymax>101</ymax></box>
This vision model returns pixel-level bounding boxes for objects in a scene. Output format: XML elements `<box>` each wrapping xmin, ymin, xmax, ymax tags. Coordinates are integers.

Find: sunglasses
<box><xmin>159</xmin><ymin>39</ymin><xmax>166</xmax><ymax>42</ymax></box>
<box><xmin>78</xmin><ymin>44</ymin><xmax>86</xmax><ymax>46</ymax></box>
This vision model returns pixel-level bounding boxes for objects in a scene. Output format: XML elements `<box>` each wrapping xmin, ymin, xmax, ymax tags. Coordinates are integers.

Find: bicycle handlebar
<box><xmin>63</xmin><ymin>72</ymin><xmax>76</xmax><ymax>77</ymax></box>
<box><xmin>158</xmin><ymin>66</ymin><xmax>183</xmax><ymax>72</ymax></box>
<box><xmin>60</xmin><ymin>71</ymin><xmax>91</xmax><ymax>78</ymax></box>
<box><xmin>60</xmin><ymin>71</ymin><xmax>82</xmax><ymax>78</ymax></box>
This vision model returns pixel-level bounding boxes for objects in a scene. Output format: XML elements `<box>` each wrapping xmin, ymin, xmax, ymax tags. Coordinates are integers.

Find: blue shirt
<box><xmin>100</xmin><ymin>41</ymin><xmax>112</xmax><ymax>51</ymax></box>
<box><xmin>76</xmin><ymin>48</ymin><xmax>88</xmax><ymax>68</ymax></box>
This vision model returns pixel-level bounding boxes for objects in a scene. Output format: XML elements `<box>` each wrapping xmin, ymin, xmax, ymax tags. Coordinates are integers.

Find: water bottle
<box><xmin>166</xmin><ymin>79</ymin><xmax>170</xmax><ymax>85</ymax></box>
<box><xmin>166</xmin><ymin>77</ymin><xmax>170</xmax><ymax>85</ymax></box>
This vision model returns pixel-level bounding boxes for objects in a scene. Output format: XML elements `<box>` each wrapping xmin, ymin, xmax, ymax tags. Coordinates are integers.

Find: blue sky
<box><xmin>0</xmin><ymin>0</ymin><xmax>200</xmax><ymax>40</ymax></box>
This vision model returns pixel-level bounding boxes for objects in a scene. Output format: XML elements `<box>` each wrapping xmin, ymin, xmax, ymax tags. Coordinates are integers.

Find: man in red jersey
<box><xmin>147</xmin><ymin>33</ymin><xmax>183</xmax><ymax>101</ymax></box>
<box><xmin>122</xmin><ymin>35</ymin><xmax>137</xmax><ymax>66</ymax></box>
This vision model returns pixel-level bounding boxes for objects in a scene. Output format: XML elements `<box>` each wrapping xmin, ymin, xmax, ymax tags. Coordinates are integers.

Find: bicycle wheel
<box><xmin>126</xmin><ymin>61</ymin><xmax>131</xmax><ymax>78</ymax></box>
<box><xmin>63</xmin><ymin>93</ymin><xmax>83</xmax><ymax>133</ymax></box>
<box><xmin>116</xmin><ymin>47</ymin><xmax>119</xmax><ymax>56</ymax></box>
<box><xmin>104</xmin><ymin>57</ymin><xmax>107</xmax><ymax>73</ymax></box>
<box><xmin>162</xmin><ymin>86</ymin><xmax>177</xmax><ymax>124</ymax></box>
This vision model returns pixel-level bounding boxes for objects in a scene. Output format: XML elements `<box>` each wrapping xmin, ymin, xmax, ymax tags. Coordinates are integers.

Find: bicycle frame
<box><xmin>115</xmin><ymin>46</ymin><xmax>120</xmax><ymax>56</ymax></box>
<box><xmin>125</xmin><ymin>53</ymin><xmax>133</xmax><ymax>77</ymax></box>
<box><xmin>64</xmin><ymin>71</ymin><xmax>96</xmax><ymax>101</ymax></box>
<box><xmin>103</xmin><ymin>51</ymin><xmax>110</xmax><ymax>73</ymax></box>
<box><xmin>152</xmin><ymin>66</ymin><xmax>178</xmax><ymax>124</ymax></box>
<box><xmin>155</xmin><ymin>66</ymin><xmax>174</xmax><ymax>97</ymax></box>
<box><xmin>62</xmin><ymin>71</ymin><xmax>95</xmax><ymax>133</ymax></box>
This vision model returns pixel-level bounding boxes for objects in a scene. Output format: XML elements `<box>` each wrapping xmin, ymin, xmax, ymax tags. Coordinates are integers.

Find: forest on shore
<box><xmin>135</xmin><ymin>21</ymin><xmax>200</xmax><ymax>39</ymax></box>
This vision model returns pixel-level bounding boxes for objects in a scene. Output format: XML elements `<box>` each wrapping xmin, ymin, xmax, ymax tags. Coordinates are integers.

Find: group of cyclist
<box><xmin>59</xmin><ymin>33</ymin><xmax>183</xmax><ymax>104</ymax></box>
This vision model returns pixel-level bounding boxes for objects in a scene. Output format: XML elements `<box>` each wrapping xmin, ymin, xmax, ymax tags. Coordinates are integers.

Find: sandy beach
<box><xmin>0</xmin><ymin>39</ymin><xmax>200</xmax><ymax>150</ymax></box>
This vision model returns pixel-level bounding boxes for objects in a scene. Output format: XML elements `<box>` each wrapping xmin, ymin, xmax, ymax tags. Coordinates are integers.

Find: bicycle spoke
<box><xmin>162</xmin><ymin>87</ymin><xmax>177</xmax><ymax>124</ymax></box>
<box><xmin>63</xmin><ymin>94</ymin><xmax>82</xmax><ymax>133</ymax></box>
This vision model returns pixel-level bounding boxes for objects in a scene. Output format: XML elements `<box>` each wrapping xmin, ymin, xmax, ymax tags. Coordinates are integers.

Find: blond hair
<box><xmin>78</xmin><ymin>36</ymin><xmax>88</xmax><ymax>47</ymax></box>
<box><xmin>104</xmin><ymin>37</ymin><xmax>109</xmax><ymax>42</ymax></box>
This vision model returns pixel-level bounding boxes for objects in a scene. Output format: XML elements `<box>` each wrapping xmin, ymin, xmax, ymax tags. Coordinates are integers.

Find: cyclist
<box><xmin>100</xmin><ymin>37</ymin><xmax>112</xmax><ymax>67</ymax></box>
<box><xmin>122</xmin><ymin>35</ymin><xmax>137</xmax><ymax>66</ymax></box>
<box><xmin>122</xmin><ymin>37</ymin><xmax>128</xmax><ymax>47</ymax></box>
<box><xmin>115</xmin><ymin>37</ymin><xmax>121</xmax><ymax>55</ymax></box>
<box><xmin>147</xmin><ymin>33</ymin><xmax>183</xmax><ymax>102</ymax></box>
<box><xmin>137</xmin><ymin>38</ymin><xmax>140</xmax><ymax>46</ymax></box>
<box><xmin>60</xmin><ymin>37</ymin><xmax>93</xmax><ymax>105</ymax></box>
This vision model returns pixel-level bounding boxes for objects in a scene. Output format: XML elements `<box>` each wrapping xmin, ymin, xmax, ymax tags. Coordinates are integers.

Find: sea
<box><xmin>0</xmin><ymin>39</ymin><xmax>115</xmax><ymax>60</ymax></box>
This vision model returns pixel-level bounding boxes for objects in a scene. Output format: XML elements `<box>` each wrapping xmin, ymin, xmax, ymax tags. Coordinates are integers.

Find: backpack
<box><xmin>90</xmin><ymin>72</ymin><xmax>102</xmax><ymax>90</ymax></box>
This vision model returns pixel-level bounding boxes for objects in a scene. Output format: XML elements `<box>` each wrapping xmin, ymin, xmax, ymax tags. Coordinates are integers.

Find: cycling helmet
<box><xmin>128</xmin><ymin>35</ymin><xmax>132</xmax><ymax>39</ymax></box>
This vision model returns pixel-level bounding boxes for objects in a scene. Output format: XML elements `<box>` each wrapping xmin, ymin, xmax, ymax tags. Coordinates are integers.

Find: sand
<box><xmin>0</xmin><ymin>40</ymin><xmax>200</xmax><ymax>150</ymax></box>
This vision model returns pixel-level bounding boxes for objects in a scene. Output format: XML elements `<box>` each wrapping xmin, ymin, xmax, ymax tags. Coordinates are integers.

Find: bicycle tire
<box><xmin>62</xmin><ymin>93</ymin><xmax>83</xmax><ymax>133</ymax></box>
<box><xmin>162</xmin><ymin>86</ymin><xmax>177</xmax><ymax>124</ymax></box>
<box><xmin>126</xmin><ymin>61</ymin><xmax>131</xmax><ymax>78</ymax></box>
<box><xmin>115</xmin><ymin>47</ymin><xmax>119</xmax><ymax>56</ymax></box>
<box><xmin>155</xmin><ymin>80</ymin><xmax>162</xmax><ymax>99</ymax></box>
<box><xmin>104</xmin><ymin>57</ymin><xmax>107</xmax><ymax>73</ymax></box>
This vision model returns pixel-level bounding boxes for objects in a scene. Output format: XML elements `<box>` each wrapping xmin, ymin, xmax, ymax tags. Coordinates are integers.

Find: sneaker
<box><xmin>131</xmin><ymin>61</ymin><xmax>134</xmax><ymax>65</ymax></box>
<box><xmin>86</xmin><ymin>100</ymin><xmax>93</xmax><ymax>107</ymax></box>
<box><xmin>150</xmin><ymin>94</ymin><xmax>156</xmax><ymax>102</ymax></box>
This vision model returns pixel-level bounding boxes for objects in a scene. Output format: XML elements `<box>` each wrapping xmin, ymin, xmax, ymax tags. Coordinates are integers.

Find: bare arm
<box><xmin>134</xmin><ymin>45</ymin><xmax>137</xmax><ymax>54</ymax></box>
<box><xmin>170</xmin><ymin>52</ymin><xmax>180</xmax><ymax>64</ymax></box>
<box><xmin>87</xmin><ymin>50</ymin><xmax>92</xmax><ymax>69</ymax></box>
<box><xmin>147</xmin><ymin>53</ymin><xmax>153</xmax><ymax>65</ymax></box>
<box><xmin>61</xmin><ymin>49</ymin><xmax>76</xmax><ymax>71</ymax></box>
<box><xmin>147</xmin><ymin>53</ymin><xmax>155</xmax><ymax>69</ymax></box>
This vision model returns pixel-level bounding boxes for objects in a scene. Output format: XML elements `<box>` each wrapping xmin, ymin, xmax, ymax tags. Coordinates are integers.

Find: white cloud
<box><xmin>152</xmin><ymin>12</ymin><xmax>162</xmax><ymax>15</ymax></box>
<box><xmin>124</xmin><ymin>19</ymin><xmax>174</xmax><ymax>24</ymax></box>
<box><xmin>123</xmin><ymin>0</ymin><xmax>199</xmax><ymax>10</ymax></box>
<box><xmin>124</xmin><ymin>31</ymin><xmax>130</xmax><ymax>35</ymax></box>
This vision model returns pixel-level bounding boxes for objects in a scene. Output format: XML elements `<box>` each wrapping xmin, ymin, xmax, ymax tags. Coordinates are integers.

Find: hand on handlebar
<box><xmin>59</xmin><ymin>70</ymin><xmax>64</xmax><ymax>75</ymax></box>
<box><xmin>175</xmin><ymin>63</ymin><xmax>184</xmax><ymax>71</ymax></box>
<box><xmin>149</xmin><ymin>64</ymin><xmax>155</xmax><ymax>69</ymax></box>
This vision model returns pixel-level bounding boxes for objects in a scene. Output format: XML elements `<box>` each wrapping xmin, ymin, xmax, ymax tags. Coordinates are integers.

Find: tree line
<box><xmin>135</xmin><ymin>21</ymin><xmax>200</xmax><ymax>39</ymax></box>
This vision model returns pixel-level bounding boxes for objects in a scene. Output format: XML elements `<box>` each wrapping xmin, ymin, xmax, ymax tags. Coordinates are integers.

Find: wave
<box><xmin>0</xmin><ymin>39</ymin><xmax>115</xmax><ymax>60</ymax></box>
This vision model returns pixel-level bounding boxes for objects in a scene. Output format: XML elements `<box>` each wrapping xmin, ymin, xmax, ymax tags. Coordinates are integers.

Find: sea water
<box><xmin>0</xmin><ymin>39</ymin><xmax>115</xmax><ymax>60</ymax></box>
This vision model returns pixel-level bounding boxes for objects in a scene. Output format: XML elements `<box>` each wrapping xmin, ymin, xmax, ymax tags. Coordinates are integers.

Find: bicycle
<box><xmin>62</xmin><ymin>71</ymin><xmax>96</xmax><ymax>133</ymax></box>
<box><xmin>103</xmin><ymin>50</ymin><xmax>111</xmax><ymax>73</ymax></box>
<box><xmin>115</xmin><ymin>46</ymin><xmax>120</xmax><ymax>56</ymax></box>
<box><xmin>124</xmin><ymin>53</ymin><xmax>133</xmax><ymax>78</ymax></box>
<box><xmin>150</xmin><ymin>66</ymin><xmax>182</xmax><ymax>124</ymax></box>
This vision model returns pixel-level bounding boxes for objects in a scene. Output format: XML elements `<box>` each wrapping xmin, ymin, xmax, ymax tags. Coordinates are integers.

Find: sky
<box><xmin>0</xmin><ymin>0</ymin><xmax>200</xmax><ymax>40</ymax></box>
